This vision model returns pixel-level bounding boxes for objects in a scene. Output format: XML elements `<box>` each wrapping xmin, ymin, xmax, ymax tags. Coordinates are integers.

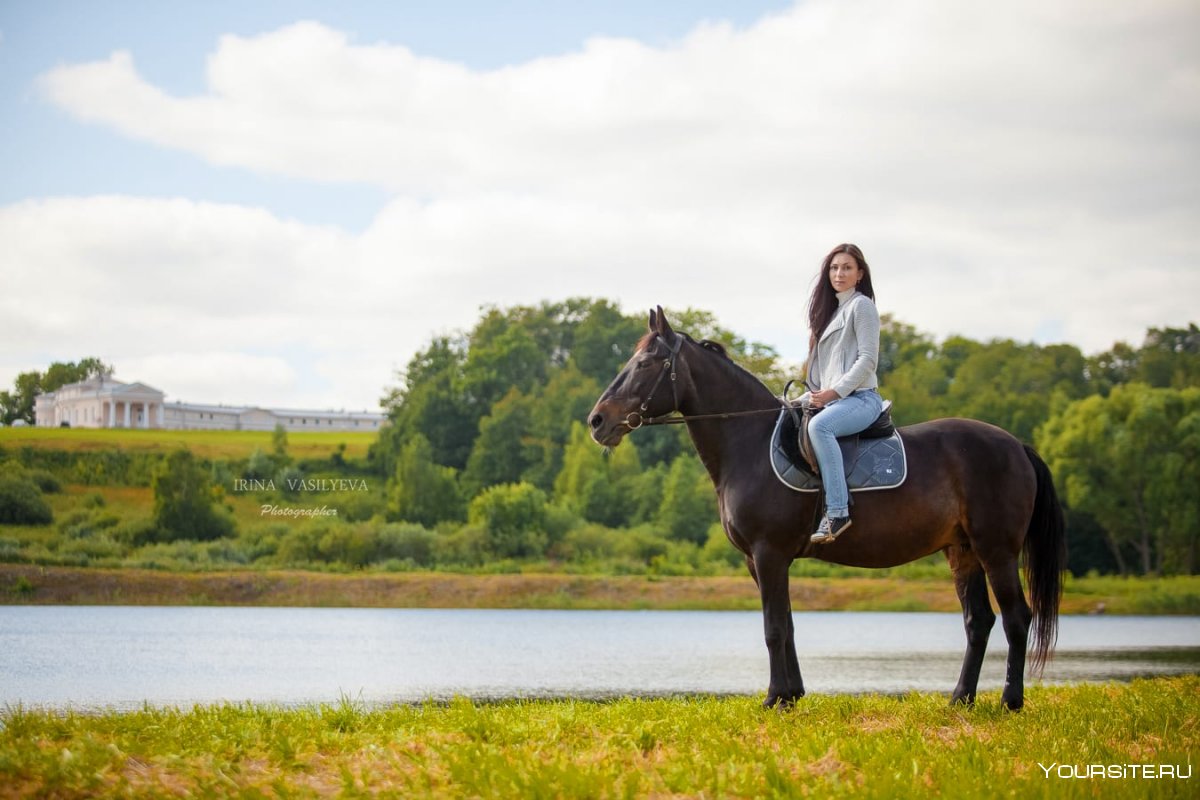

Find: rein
<box><xmin>624</xmin><ymin>336</ymin><xmax>784</xmax><ymax>429</ymax></box>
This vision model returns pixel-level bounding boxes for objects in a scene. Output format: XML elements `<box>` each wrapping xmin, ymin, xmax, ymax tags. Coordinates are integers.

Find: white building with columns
<box><xmin>34</xmin><ymin>377</ymin><xmax>385</xmax><ymax>433</ymax></box>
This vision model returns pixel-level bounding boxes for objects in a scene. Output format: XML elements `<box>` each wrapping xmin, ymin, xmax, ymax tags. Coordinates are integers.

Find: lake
<box><xmin>2</xmin><ymin>607</ymin><xmax>1197</xmax><ymax>710</ymax></box>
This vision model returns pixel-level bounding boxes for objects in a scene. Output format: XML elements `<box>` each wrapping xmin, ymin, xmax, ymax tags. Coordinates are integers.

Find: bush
<box><xmin>125</xmin><ymin>539</ymin><xmax>251</xmax><ymax>571</ymax></box>
<box><xmin>57</xmin><ymin>534</ymin><xmax>125</xmax><ymax>561</ymax></box>
<box><xmin>152</xmin><ymin>450</ymin><xmax>235</xmax><ymax>542</ymax></box>
<box><xmin>702</xmin><ymin>523</ymin><xmax>744</xmax><ymax>568</ymax></box>
<box><xmin>276</xmin><ymin>466</ymin><xmax>306</xmax><ymax>499</ymax></box>
<box><xmin>0</xmin><ymin>476</ymin><xmax>53</xmax><ymax>526</ymax></box>
<box><xmin>376</xmin><ymin>523</ymin><xmax>437</xmax><ymax>567</ymax></box>
<box><xmin>432</xmin><ymin>525</ymin><xmax>488</xmax><ymax>567</ymax></box>
<box><xmin>616</xmin><ymin>525</ymin><xmax>671</xmax><ymax>565</ymax></box>
<box><xmin>24</xmin><ymin>469</ymin><xmax>62</xmax><ymax>494</ymax></box>
<box><xmin>556</xmin><ymin>524</ymin><xmax>624</xmax><ymax>562</ymax></box>
<box><xmin>330</xmin><ymin>490</ymin><xmax>383</xmax><ymax>522</ymax></box>
<box><xmin>59</xmin><ymin>509</ymin><xmax>121</xmax><ymax>539</ymax></box>
<box><xmin>469</xmin><ymin>482</ymin><xmax>549</xmax><ymax>559</ymax></box>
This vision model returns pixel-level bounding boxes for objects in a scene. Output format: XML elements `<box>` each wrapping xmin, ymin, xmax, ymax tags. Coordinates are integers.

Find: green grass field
<box><xmin>2</xmin><ymin>677</ymin><xmax>1196</xmax><ymax>798</ymax></box>
<box><xmin>0</xmin><ymin>427</ymin><xmax>377</xmax><ymax>459</ymax></box>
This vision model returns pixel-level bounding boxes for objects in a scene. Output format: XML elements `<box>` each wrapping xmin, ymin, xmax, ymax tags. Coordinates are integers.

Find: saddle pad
<box><xmin>769</xmin><ymin>408</ymin><xmax>908</xmax><ymax>493</ymax></box>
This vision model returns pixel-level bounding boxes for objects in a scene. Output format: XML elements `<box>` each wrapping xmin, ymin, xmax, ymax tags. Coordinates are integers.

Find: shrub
<box><xmin>376</xmin><ymin>523</ymin><xmax>437</xmax><ymax>567</ymax></box>
<box><xmin>0</xmin><ymin>476</ymin><xmax>53</xmax><ymax>526</ymax></box>
<box><xmin>702</xmin><ymin>523</ymin><xmax>744</xmax><ymax>568</ymax></box>
<box><xmin>57</xmin><ymin>534</ymin><xmax>125</xmax><ymax>561</ymax></box>
<box><xmin>330</xmin><ymin>490</ymin><xmax>382</xmax><ymax>522</ymax></box>
<box><xmin>432</xmin><ymin>525</ymin><xmax>488</xmax><ymax>567</ymax></box>
<box><xmin>151</xmin><ymin>450</ymin><xmax>235</xmax><ymax>542</ymax></box>
<box><xmin>276</xmin><ymin>466</ymin><xmax>306</xmax><ymax>499</ymax></box>
<box><xmin>24</xmin><ymin>469</ymin><xmax>62</xmax><ymax>494</ymax></box>
<box><xmin>468</xmin><ymin>482</ymin><xmax>549</xmax><ymax>559</ymax></box>
<box><xmin>616</xmin><ymin>525</ymin><xmax>671</xmax><ymax>565</ymax></box>
<box><xmin>556</xmin><ymin>524</ymin><xmax>624</xmax><ymax>562</ymax></box>
<box><xmin>243</xmin><ymin>449</ymin><xmax>275</xmax><ymax>482</ymax></box>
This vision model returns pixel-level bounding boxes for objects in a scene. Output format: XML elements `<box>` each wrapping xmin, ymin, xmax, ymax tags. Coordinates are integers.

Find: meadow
<box><xmin>0</xmin><ymin>427</ymin><xmax>377</xmax><ymax>460</ymax></box>
<box><xmin>1</xmin><ymin>676</ymin><xmax>1196</xmax><ymax>798</ymax></box>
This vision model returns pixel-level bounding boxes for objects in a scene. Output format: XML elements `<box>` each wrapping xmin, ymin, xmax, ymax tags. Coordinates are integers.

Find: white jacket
<box><xmin>803</xmin><ymin>290</ymin><xmax>880</xmax><ymax>400</ymax></box>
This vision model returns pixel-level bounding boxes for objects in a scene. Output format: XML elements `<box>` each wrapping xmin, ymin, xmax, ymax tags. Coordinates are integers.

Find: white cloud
<box><xmin>5</xmin><ymin>0</ymin><xmax>1198</xmax><ymax>408</ymax></box>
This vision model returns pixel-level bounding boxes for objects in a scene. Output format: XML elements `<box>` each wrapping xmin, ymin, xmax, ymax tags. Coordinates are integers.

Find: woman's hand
<box><xmin>810</xmin><ymin>389</ymin><xmax>841</xmax><ymax>408</ymax></box>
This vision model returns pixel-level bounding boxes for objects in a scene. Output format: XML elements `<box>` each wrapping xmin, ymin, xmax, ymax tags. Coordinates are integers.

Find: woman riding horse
<box><xmin>589</xmin><ymin>307</ymin><xmax>1065</xmax><ymax>710</ymax></box>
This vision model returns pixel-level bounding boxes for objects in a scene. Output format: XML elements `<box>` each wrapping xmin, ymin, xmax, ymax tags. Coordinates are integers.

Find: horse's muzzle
<box><xmin>588</xmin><ymin>401</ymin><xmax>629</xmax><ymax>447</ymax></box>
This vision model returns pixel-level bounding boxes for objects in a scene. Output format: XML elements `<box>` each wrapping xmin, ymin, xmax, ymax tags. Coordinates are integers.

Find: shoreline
<box><xmin>0</xmin><ymin>564</ymin><xmax>1168</xmax><ymax>614</ymax></box>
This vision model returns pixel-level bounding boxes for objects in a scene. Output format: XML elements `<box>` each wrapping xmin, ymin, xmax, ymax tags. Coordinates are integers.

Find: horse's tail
<box><xmin>1022</xmin><ymin>444</ymin><xmax>1066</xmax><ymax>673</ymax></box>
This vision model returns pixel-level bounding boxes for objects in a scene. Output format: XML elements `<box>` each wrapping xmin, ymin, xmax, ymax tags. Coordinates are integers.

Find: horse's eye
<box><xmin>635</xmin><ymin>359</ymin><xmax>650</xmax><ymax>370</ymax></box>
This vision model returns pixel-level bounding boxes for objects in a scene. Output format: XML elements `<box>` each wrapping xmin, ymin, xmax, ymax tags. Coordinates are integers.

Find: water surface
<box><xmin>1</xmin><ymin>607</ymin><xmax>1196</xmax><ymax>710</ymax></box>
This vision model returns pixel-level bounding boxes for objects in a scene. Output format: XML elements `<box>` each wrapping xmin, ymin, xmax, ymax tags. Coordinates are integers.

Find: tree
<box><xmin>2</xmin><ymin>358</ymin><xmax>114</xmax><ymax>425</ymax></box>
<box><xmin>554</xmin><ymin>422</ymin><xmax>641</xmax><ymax>527</ymax></box>
<box><xmin>375</xmin><ymin>335</ymin><xmax>476</xmax><ymax>473</ymax></box>
<box><xmin>656</xmin><ymin>454</ymin><xmax>718</xmax><ymax>545</ymax></box>
<box><xmin>521</xmin><ymin>363</ymin><xmax>602</xmax><ymax>490</ymax></box>
<box><xmin>570</xmin><ymin>299</ymin><xmax>645</xmax><ymax>385</ymax></box>
<box><xmin>1088</xmin><ymin>324</ymin><xmax>1200</xmax><ymax>394</ymax></box>
<box><xmin>271</xmin><ymin>424</ymin><xmax>290</xmax><ymax>464</ymax></box>
<box><xmin>461</xmin><ymin>388</ymin><xmax>540</xmax><ymax>497</ymax></box>
<box><xmin>943</xmin><ymin>339</ymin><xmax>1088</xmax><ymax>442</ymax></box>
<box><xmin>468</xmin><ymin>482</ymin><xmax>549</xmax><ymax>558</ymax></box>
<box><xmin>1038</xmin><ymin>384</ymin><xmax>1200</xmax><ymax>575</ymax></box>
<box><xmin>672</xmin><ymin>307</ymin><xmax>787</xmax><ymax>387</ymax></box>
<box><xmin>388</xmin><ymin>434</ymin><xmax>465</xmax><ymax>527</ymax></box>
<box><xmin>152</xmin><ymin>450</ymin><xmax>234</xmax><ymax>542</ymax></box>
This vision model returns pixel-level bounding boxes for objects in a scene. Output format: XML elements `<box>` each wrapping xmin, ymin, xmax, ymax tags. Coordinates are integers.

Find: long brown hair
<box><xmin>807</xmin><ymin>243</ymin><xmax>875</xmax><ymax>351</ymax></box>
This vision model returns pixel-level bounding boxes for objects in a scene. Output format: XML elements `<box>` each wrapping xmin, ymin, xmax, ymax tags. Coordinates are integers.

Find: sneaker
<box><xmin>811</xmin><ymin>515</ymin><xmax>851</xmax><ymax>544</ymax></box>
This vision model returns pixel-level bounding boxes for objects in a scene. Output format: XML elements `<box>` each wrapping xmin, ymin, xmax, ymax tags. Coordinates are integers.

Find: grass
<box><xmin>0</xmin><ymin>427</ymin><xmax>376</xmax><ymax>459</ymax></box>
<box><xmin>1</xmin><ymin>676</ymin><xmax>1196</xmax><ymax>798</ymax></box>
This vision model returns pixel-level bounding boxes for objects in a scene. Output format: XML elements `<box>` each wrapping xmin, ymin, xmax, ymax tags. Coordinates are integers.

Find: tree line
<box><xmin>3</xmin><ymin>302</ymin><xmax>1196</xmax><ymax>576</ymax></box>
<box><xmin>369</xmin><ymin>299</ymin><xmax>1198</xmax><ymax>576</ymax></box>
<box><xmin>1</xmin><ymin>358</ymin><xmax>114</xmax><ymax>425</ymax></box>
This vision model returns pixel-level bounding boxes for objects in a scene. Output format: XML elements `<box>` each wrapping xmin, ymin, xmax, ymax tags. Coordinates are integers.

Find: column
<box><xmin>124</xmin><ymin>402</ymin><xmax>131</xmax><ymax>428</ymax></box>
<box><xmin>157</xmin><ymin>403</ymin><xmax>165</xmax><ymax>428</ymax></box>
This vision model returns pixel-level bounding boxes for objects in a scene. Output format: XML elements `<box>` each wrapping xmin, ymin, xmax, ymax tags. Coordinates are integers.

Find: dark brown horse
<box><xmin>588</xmin><ymin>308</ymin><xmax>1065</xmax><ymax>710</ymax></box>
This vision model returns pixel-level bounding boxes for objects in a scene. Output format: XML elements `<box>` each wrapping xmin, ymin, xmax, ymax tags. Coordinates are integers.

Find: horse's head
<box><xmin>589</xmin><ymin>306</ymin><xmax>688</xmax><ymax>447</ymax></box>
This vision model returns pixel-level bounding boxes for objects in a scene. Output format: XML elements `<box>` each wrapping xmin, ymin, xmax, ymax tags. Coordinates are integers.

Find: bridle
<box><xmin>624</xmin><ymin>335</ymin><xmax>784</xmax><ymax>429</ymax></box>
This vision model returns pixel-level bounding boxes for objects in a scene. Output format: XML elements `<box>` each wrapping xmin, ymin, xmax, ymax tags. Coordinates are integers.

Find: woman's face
<box><xmin>828</xmin><ymin>252</ymin><xmax>863</xmax><ymax>293</ymax></box>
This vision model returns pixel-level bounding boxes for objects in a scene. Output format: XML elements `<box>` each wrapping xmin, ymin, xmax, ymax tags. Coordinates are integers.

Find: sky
<box><xmin>1</xmin><ymin>0</ymin><xmax>1197</xmax><ymax>413</ymax></box>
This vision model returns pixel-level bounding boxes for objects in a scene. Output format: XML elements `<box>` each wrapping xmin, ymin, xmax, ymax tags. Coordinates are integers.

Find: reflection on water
<box><xmin>0</xmin><ymin>607</ymin><xmax>1196</xmax><ymax>710</ymax></box>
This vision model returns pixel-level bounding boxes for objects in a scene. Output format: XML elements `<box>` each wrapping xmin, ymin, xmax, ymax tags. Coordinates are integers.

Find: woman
<box><xmin>799</xmin><ymin>243</ymin><xmax>883</xmax><ymax>544</ymax></box>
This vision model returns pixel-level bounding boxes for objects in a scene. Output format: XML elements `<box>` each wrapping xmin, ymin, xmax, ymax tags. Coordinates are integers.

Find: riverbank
<box><xmin>2</xmin><ymin>676</ymin><xmax>1196</xmax><ymax>798</ymax></box>
<box><xmin>3</xmin><ymin>564</ymin><xmax>1197</xmax><ymax>614</ymax></box>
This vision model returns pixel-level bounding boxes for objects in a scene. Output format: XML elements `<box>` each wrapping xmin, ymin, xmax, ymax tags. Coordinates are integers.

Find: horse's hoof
<box><xmin>949</xmin><ymin>694</ymin><xmax>976</xmax><ymax>707</ymax></box>
<box><xmin>1001</xmin><ymin>696</ymin><xmax>1024</xmax><ymax>712</ymax></box>
<box><xmin>763</xmin><ymin>688</ymin><xmax>805</xmax><ymax>709</ymax></box>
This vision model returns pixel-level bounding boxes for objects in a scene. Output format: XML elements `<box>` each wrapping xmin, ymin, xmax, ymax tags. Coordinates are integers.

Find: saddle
<box><xmin>769</xmin><ymin>396</ymin><xmax>907</xmax><ymax>494</ymax></box>
<box><xmin>797</xmin><ymin>401</ymin><xmax>895</xmax><ymax>473</ymax></box>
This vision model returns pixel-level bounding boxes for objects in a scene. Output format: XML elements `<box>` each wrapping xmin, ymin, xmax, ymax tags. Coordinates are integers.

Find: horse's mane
<box><xmin>636</xmin><ymin>331</ymin><xmax>776</xmax><ymax>398</ymax></box>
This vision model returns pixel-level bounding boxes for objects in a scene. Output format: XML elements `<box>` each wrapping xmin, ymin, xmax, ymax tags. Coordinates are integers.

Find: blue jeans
<box><xmin>809</xmin><ymin>389</ymin><xmax>884</xmax><ymax>517</ymax></box>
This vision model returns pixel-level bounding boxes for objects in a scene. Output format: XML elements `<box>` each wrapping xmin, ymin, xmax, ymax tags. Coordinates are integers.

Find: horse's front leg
<box><xmin>753</xmin><ymin>545</ymin><xmax>805</xmax><ymax>708</ymax></box>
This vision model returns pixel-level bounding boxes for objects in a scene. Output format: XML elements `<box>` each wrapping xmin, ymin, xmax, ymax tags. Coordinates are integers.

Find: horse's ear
<box><xmin>654</xmin><ymin>305</ymin><xmax>677</xmax><ymax>344</ymax></box>
<box><xmin>647</xmin><ymin>307</ymin><xmax>658</xmax><ymax>332</ymax></box>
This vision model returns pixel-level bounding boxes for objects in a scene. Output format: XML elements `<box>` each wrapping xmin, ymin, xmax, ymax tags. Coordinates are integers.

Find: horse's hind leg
<box><xmin>948</xmin><ymin>547</ymin><xmax>996</xmax><ymax>706</ymax></box>
<box><xmin>981</xmin><ymin>557</ymin><xmax>1033</xmax><ymax>711</ymax></box>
